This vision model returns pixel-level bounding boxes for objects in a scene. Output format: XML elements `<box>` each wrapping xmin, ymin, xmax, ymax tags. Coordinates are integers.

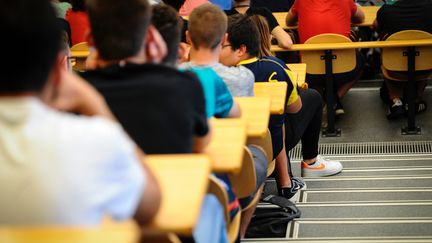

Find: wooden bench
<box><xmin>234</xmin><ymin>97</ymin><xmax>271</xmax><ymax>138</ymax></box>
<box><xmin>253</xmin><ymin>82</ymin><xmax>288</xmax><ymax>115</ymax></box>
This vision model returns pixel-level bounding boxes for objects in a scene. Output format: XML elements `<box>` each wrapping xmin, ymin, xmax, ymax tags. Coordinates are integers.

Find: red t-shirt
<box><xmin>66</xmin><ymin>10</ymin><xmax>90</xmax><ymax>45</ymax></box>
<box><xmin>291</xmin><ymin>0</ymin><xmax>357</xmax><ymax>43</ymax></box>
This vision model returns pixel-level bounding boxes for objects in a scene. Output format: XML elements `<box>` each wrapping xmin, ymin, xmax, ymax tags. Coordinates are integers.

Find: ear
<box><xmin>178</xmin><ymin>42</ymin><xmax>190</xmax><ymax>64</ymax></box>
<box><xmin>41</xmin><ymin>54</ymin><xmax>64</xmax><ymax>103</ymax></box>
<box><xmin>237</xmin><ymin>44</ymin><xmax>248</xmax><ymax>58</ymax></box>
<box><xmin>185</xmin><ymin>30</ymin><xmax>192</xmax><ymax>45</ymax></box>
<box><xmin>221</xmin><ymin>33</ymin><xmax>228</xmax><ymax>46</ymax></box>
<box><xmin>145</xmin><ymin>25</ymin><xmax>168</xmax><ymax>64</ymax></box>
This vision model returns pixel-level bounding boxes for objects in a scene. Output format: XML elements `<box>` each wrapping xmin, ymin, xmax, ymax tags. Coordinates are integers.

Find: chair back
<box><xmin>247</xmin><ymin>129</ymin><xmax>275</xmax><ymax>176</ymax></box>
<box><xmin>302</xmin><ymin>34</ymin><xmax>356</xmax><ymax>75</ymax></box>
<box><xmin>382</xmin><ymin>30</ymin><xmax>432</xmax><ymax>72</ymax></box>
<box><xmin>70</xmin><ymin>42</ymin><xmax>89</xmax><ymax>71</ymax></box>
<box><xmin>228</xmin><ymin>146</ymin><xmax>257</xmax><ymax>199</ymax></box>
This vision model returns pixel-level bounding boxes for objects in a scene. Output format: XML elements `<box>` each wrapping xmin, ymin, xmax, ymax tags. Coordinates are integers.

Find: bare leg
<box><xmin>239</xmin><ymin>185</ymin><xmax>264</xmax><ymax>238</ymax></box>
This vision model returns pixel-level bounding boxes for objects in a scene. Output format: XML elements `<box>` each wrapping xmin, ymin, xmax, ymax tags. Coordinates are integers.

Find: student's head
<box><xmin>86</xmin><ymin>0</ymin><xmax>152</xmax><ymax>61</ymax></box>
<box><xmin>219</xmin><ymin>14</ymin><xmax>260</xmax><ymax>66</ymax></box>
<box><xmin>250</xmin><ymin>15</ymin><xmax>273</xmax><ymax>58</ymax></box>
<box><xmin>151</xmin><ymin>4</ymin><xmax>183</xmax><ymax>66</ymax></box>
<box><xmin>0</xmin><ymin>0</ymin><xmax>61</xmax><ymax>94</ymax></box>
<box><xmin>187</xmin><ymin>4</ymin><xmax>227</xmax><ymax>51</ymax></box>
<box><xmin>71</xmin><ymin>0</ymin><xmax>86</xmax><ymax>11</ymax></box>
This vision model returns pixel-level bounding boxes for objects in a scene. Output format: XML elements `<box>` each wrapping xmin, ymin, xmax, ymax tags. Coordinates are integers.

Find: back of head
<box><xmin>227</xmin><ymin>14</ymin><xmax>260</xmax><ymax>57</ymax></box>
<box><xmin>86</xmin><ymin>0</ymin><xmax>151</xmax><ymax>61</ymax></box>
<box><xmin>188</xmin><ymin>3</ymin><xmax>227</xmax><ymax>50</ymax></box>
<box><xmin>250</xmin><ymin>15</ymin><xmax>273</xmax><ymax>57</ymax></box>
<box><xmin>0</xmin><ymin>0</ymin><xmax>61</xmax><ymax>93</ymax></box>
<box><xmin>151</xmin><ymin>4</ymin><xmax>183</xmax><ymax>66</ymax></box>
<box><xmin>163</xmin><ymin>0</ymin><xmax>186</xmax><ymax>11</ymax></box>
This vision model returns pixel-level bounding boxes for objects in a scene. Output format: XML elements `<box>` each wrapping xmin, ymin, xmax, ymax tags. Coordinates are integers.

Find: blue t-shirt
<box><xmin>210</xmin><ymin>0</ymin><xmax>232</xmax><ymax>10</ymax></box>
<box><xmin>180</xmin><ymin>63</ymin><xmax>234</xmax><ymax>118</ymax></box>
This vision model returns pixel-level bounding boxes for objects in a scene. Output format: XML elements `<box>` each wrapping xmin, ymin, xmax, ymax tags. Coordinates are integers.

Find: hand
<box><xmin>48</xmin><ymin>69</ymin><xmax>114</xmax><ymax>119</ymax></box>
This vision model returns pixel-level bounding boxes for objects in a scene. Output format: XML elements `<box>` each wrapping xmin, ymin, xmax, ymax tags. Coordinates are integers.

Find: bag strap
<box><xmin>261</xmin><ymin>194</ymin><xmax>301</xmax><ymax>217</ymax></box>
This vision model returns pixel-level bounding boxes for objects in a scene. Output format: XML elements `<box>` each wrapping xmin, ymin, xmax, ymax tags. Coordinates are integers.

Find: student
<box><xmin>151</xmin><ymin>4</ymin><xmax>184</xmax><ymax>67</ymax></box>
<box><xmin>374</xmin><ymin>0</ymin><xmax>432</xmax><ymax>119</ymax></box>
<box><xmin>221</xmin><ymin>15</ymin><xmax>343</xmax><ymax>197</ymax></box>
<box><xmin>225</xmin><ymin>0</ymin><xmax>293</xmax><ymax>49</ymax></box>
<box><xmin>0</xmin><ymin>0</ymin><xmax>160</xmax><ymax>226</ymax></box>
<box><xmin>82</xmin><ymin>0</ymin><xmax>210</xmax><ymax>154</ymax></box>
<box><xmin>286</xmin><ymin>0</ymin><xmax>365</xmax><ymax>115</ymax></box>
<box><xmin>82</xmin><ymin>0</ymin><xmax>228</xmax><ymax>242</ymax></box>
<box><xmin>251</xmin><ymin>0</ymin><xmax>294</xmax><ymax>12</ymax></box>
<box><xmin>180</xmin><ymin>5</ymin><xmax>267</xmax><ymax>238</ymax></box>
<box><xmin>51</xmin><ymin>0</ymin><xmax>72</xmax><ymax>18</ymax></box>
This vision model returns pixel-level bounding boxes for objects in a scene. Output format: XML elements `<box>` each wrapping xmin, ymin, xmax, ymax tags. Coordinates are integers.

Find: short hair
<box><xmin>151</xmin><ymin>4</ymin><xmax>183</xmax><ymax>66</ymax></box>
<box><xmin>227</xmin><ymin>14</ymin><xmax>260</xmax><ymax>57</ymax></box>
<box><xmin>163</xmin><ymin>0</ymin><xmax>185</xmax><ymax>11</ymax></box>
<box><xmin>250</xmin><ymin>15</ymin><xmax>273</xmax><ymax>57</ymax></box>
<box><xmin>71</xmin><ymin>0</ymin><xmax>86</xmax><ymax>11</ymax></box>
<box><xmin>188</xmin><ymin>4</ymin><xmax>227</xmax><ymax>50</ymax></box>
<box><xmin>0</xmin><ymin>0</ymin><xmax>61</xmax><ymax>93</ymax></box>
<box><xmin>86</xmin><ymin>0</ymin><xmax>151</xmax><ymax>60</ymax></box>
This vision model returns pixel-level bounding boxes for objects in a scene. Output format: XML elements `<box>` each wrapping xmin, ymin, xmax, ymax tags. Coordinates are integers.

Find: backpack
<box><xmin>245</xmin><ymin>194</ymin><xmax>301</xmax><ymax>238</ymax></box>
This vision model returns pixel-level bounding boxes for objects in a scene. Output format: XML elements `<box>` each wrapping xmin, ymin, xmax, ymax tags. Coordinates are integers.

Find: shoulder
<box><xmin>260</xmin><ymin>56</ymin><xmax>288</xmax><ymax>71</ymax></box>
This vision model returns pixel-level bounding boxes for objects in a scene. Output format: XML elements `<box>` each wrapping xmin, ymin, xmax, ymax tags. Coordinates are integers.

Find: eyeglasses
<box><xmin>222</xmin><ymin>44</ymin><xmax>232</xmax><ymax>48</ymax></box>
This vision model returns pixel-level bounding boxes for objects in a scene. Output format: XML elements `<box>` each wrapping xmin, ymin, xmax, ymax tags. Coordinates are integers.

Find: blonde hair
<box><xmin>250</xmin><ymin>15</ymin><xmax>273</xmax><ymax>57</ymax></box>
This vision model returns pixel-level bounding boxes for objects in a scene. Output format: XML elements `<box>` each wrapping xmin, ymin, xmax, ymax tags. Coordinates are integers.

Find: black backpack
<box><xmin>245</xmin><ymin>194</ymin><xmax>301</xmax><ymax>238</ymax></box>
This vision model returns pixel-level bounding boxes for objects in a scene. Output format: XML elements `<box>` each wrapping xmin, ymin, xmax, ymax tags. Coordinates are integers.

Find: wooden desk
<box><xmin>206</xmin><ymin>119</ymin><xmax>247</xmax><ymax>173</ymax></box>
<box><xmin>275</xmin><ymin>6</ymin><xmax>380</xmax><ymax>30</ymax></box>
<box><xmin>144</xmin><ymin>154</ymin><xmax>211</xmax><ymax>235</ymax></box>
<box><xmin>253</xmin><ymin>82</ymin><xmax>287</xmax><ymax>115</ymax></box>
<box><xmin>271</xmin><ymin>39</ymin><xmax>432</xmax><ymax>52</ymax></box>
<box><xmin>0</xmin><ymin>224</ymin><xmax>139</xmax><ymax>243</ymax></box>
<box><xmin>287</xmin><ymin>63</ymin><xmax>307</xmax><ymax>88</ymax></box>
<box><xmin>235</xmin><ymin>97</ymin><xmax>271</xmax><ymax>138</ymax></box>
<box><xmin>70</xmin><ymin>50</ymin><xmax>90</xmax><ymax>58</ymax></box>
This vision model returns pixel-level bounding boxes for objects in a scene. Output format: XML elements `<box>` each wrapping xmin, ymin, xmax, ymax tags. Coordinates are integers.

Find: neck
<box><xmin>96</xmin><ymin>50</ymin><xmax>147</xmax><ymax>69</ymax></box>
<box><xmin>188</xmin><ymin>46</ymin><xmax>221</xmax><ymax>66</ymax></box>
<box><xmin>235</xmin><ymin>0</ymin><xmax>250</xmax><ymax>7</ymax></box>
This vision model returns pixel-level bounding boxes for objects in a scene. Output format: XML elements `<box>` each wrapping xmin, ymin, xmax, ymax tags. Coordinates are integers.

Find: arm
<box><xmin>271</xmin><ymin>26</ymin><xmax>293</xmax><ymax>49</ymax></box>
<box><xmin>351</xmin><ymin>5</ymin><xmax>365</xmax><ymax>24</ymax></box>
<box><xmin>193</xmin><ymin>122</ymin><xmax>212</xmax><ymax>153</ymax></box>
<box><xmin>227</xmin><ymin>101</ymin><xmax>242</xmax><ymax>118</ymax></box>
<box><xmin>285</xmin><ymin>9</ymin><xmax>298</xmax><ymax>27</ymax></box>
<box><xmin>133</xmin><ymin>154</ymin><xmax>162</xmax><ymax>226</ymax></box>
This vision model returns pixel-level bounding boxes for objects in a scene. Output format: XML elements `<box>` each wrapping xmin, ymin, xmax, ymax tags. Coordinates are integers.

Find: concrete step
<box><xmin>300</xmin><ymin>189</ymin><xmax>432</xmax><ymax>203</ymax></box>
<box><xmin>243</xmin><ymin>238</ymin><xmax>432</xmax><ymax>243</ymax></box>
<box><xmin>303</xmin><ymin>176</ymin><xmax>432</xmax><ymax>190</ymax></box>
<box><xmin>290</xmin><ymin>219</ymin><xmax>432</xmax><ymax>239</ymax></box>
<box><xmin>333</xmin><ymin>167</ymin><xmax>432</xmax><ymax>178</ymax></box>
<box><xmin>258</xmin><ymin>202</ymin><xmax>432</xmax><ymax>219</ymax></box>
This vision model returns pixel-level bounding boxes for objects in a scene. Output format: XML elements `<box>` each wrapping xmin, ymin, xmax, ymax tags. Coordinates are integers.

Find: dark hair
<box><xmin>163</xmin><ymin>0</ymin><xmax>185</xmax><ymax>11</ymax></box>
<box><xmin>86</xmin><ymin>0</ymin><xmax>151</xmax><ymax>61</ymax></box>
<box><xmin>227</xmin><ymin>14</ymin><xmax>260</xmax><ymax>57</ymax></box>
<box><xmin>0</xmin><ymin>0</ymin><xmax>61</xmax><ymax>93</ymax></box>
<box><xmin>71</xmin><ymin>0</ymin><xmax>86</xmax><ymax>11</ymax></box>
<box><xmin>250</xmin><ymin>15</ymin><xmax>273</xmax><ymax>57</ymax></box>
<box><xmin>188</xmin><ymin>4</ymin><xmax>227</xmax><ymax>50</ymax></box>
<box><xmin>151</xmin><ymin>4</ymin><xmax>183</xmax><ymax>66</ymax></box>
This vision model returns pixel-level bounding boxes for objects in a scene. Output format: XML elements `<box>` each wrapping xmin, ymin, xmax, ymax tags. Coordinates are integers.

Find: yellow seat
<box><xmin>228</xmin><ymin>146</ymin><xmax>257</xmax><ymax>199</ymax></box>
<box><xmin>247</xmin><ymin>129</ymin><xmax>275</xmax><ymax>176</ymax></box>
<box><xmin>380</xmin><ymin>30</ymin><xmax>432</xmax><ymax>134</ymax></box>
<box><xmin>70</xmin><ymin>42</ymin><xmax>90</xmax><ymax>72</ymax></box>
<box><xmin>301</xmin><ymin>33</ymin><xmax>357</xmax><ymax>137</ymax></box>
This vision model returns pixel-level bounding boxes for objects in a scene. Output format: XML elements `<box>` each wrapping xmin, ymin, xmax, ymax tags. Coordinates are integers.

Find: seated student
<box><xmin>83</xmin><ymin>0</ymin><xmax>210</xmax><ymax>155</ymax></box>
<box><xmin>374</xmin><ymin>0</ymin><xmax>432</xmax><ymax>119</ymax></box>
<box><xmin>0</xmin><ymin>0</ymin><xmax>160</xmax><ymax>226</ymax></box>
<box><xmin>221</xmin><ymin>14</ymin><xmax>343</xmax><ymax>196</ymax></box>
<box><xmin>178</xmin><ymin>4</ymin><xmax>266</xmax><ymax>238</ymax></box>
<box><xmin>225</xmin><ymin>0</ymin><xmax>293</xmax><ymax>49</ymax></box>
<box><xmin>51</xmin><ymin>0</ymin><xmax>72</xmax><ymax>19</ymax></box>
<box><xmin>82</xmin><ymin>1</ymin><xmax>228</xmax><ymax>242</ymax></box>
<box><xmin>286</xmin><ymin>0</ymin><xmax>365</xmax><ymax>115</ymax></box>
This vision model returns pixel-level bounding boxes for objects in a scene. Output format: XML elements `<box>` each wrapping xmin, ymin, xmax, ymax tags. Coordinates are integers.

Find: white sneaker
<box><xmin>301</xmin><ymin>155</ymin><xmax>343</xmax><ymax>177</ymax></box>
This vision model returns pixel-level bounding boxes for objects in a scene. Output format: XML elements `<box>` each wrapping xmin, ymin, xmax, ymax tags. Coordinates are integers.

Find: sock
<box><xmin>304</xmin><ymin>160</ymin><xmax>316</xmax><ymax>166</ymax></box>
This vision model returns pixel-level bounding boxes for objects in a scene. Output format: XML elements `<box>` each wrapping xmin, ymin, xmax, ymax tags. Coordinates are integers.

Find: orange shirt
<box><xmin>66</xmin><ymin>10</ymin><xmax>90</xmax><ymax>45</ymax></box>
<box><xmin>291</xmin><ymin>0</ymin><xmax>357</xmax><ymax>43</ymax></box>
